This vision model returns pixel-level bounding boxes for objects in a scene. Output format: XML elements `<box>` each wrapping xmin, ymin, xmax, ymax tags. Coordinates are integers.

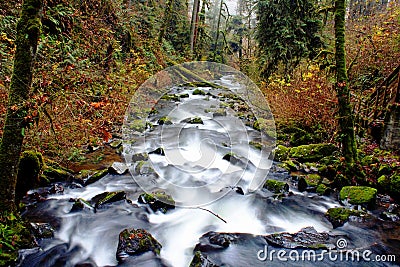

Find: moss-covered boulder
<box><xmin>279</xmin><ymin>160</ymin><xmax>298</xmax><ymax>172</ymax></box>
<box><xmin>274</xmin><ymin>145</ymin><xmax>289</xmax><ymax>162</ymax></box>
<box><xmin>316</xmin><ymin>184</ymin><xmax>330</xmax><ymax>195</ymax></box>
<box><xmin>389</xmin><ymin>174</ymin><xmax>400</xmax><ymax>198</ymax></box>
<box><xmin>138</xmin><ymin>191</ymin><xmax>175</xmax><ymax>213</ymax></box>
<box><xmin>264</xmin><ymin>179</ymin><xmax>289</xmax><ymax>194</ymax></box>
<box><xmin>288</xmin><ymin>143</ymin><xmax>337</xmax><ymax>162</ymax></box>
<box><xmin>90</xmin><ymin>191</ymin><xmax>126</xmax><ymax>210</ymax></box>
<box><xmin>116</xmin><ymin>228</ymin><xmax>161</xmax><ymax>263</ymax></box>
<box><xmin>249</xmin><ymin>141</ymin><xmax>263</xmax><ymax>150</ymax></box>
<box><xmin>325</xmin><ymin>207</ymin><xmax>368</xmax><ymax>228</ymax></box>
<box><xmin>16</xmin><ymin>151</ymin><xmax>43</xmax><ymax>201</ymax></box>
<box><xmin>339</xmin><ymin>186</ymin><xmax>377</xmax><ymax>207</ymax></box>
<box><xmin>298</xmin><ymin>174</ymin><xmax>322</xmax><ymax>192</ymax></box>
<box><xmin>42</xmin><ymin>159</ymin><xmax>73</xmax><ymax>183</ymax></box>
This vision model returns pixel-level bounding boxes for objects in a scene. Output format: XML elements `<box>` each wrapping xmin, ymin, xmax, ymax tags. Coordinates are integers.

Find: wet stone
<box><xmin>109</xmin><ymin>162</ymin><xmax>128</xmax><ymax>175</ymax></box>
<box><xmin>116</xmin><ymin>228</ymin><xmax>161</xmax><ymax>263</ymax></box>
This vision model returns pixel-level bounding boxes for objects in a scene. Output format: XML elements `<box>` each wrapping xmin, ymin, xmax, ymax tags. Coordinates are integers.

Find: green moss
<box><xmin>193</xmin><ymin>89</ymin><xmax>206</xmax><ymax>95</ymax></box>
<box><xmin>158</xmin><ymin>116</ymin><xmax>173</xmax><ymax>125</ymax></box>
<box><xmin>274</xmin><ymin>145</ymin><xmax>289</xmax><ymax>161</ymax></box>
<box><xmin>85</xmin><ymin>168</ymin><xmax>109</xmax><ymax>185</ymax></box>
<box><xmin>187</xmin><ymin>117</ymin><xmax>203</xmax><ymax>124</ymax></box>
<box><xmin>339</xmin><ymin>186</ymin><xmax>377</xmax><ymax>205</ymax></box>
<box><xmin>305</xmin><ymin>174</ymin><xmax>322</xmax><ymax>186</ymax></box>
<box><xmin>264</xmin><ymin>179</ymin><xmax>289</xmax><ymax>193</ymax></box>
<box><xmin>389</xmin><ymin>174</ymin><xmax>400</xmax><ymax>198</ymax></box>
<box><xmin>249</xmin><ymin>141</ymin><xmax>263</xmax><ymax>150</ymax></box>
<box><xmin>289</xmin><ymin>143</ymin><xmax>337</xmax><ymax>162</ymax></box>
<box><xmin>325</xmin><ymin>207</ymin><xmax>365</xmax><ymax>228</ymax></box>
<box><xmin>282</xmin><ymin>160</ymin><xmax>298</xmax><ymax>171</ymax></box>
<box><xmin>316</xmin><ymin>184</ymin><xmax>329</xmax><ymax>195</ymax></box>
<box><xmin>161</xmin><ymin>94</ymin><xmax>180</xmax><ymax>101</ymax></box>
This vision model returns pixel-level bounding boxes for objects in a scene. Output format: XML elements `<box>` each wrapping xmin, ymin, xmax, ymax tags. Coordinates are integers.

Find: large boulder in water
<box><xmin>116</xmin><ymin>228</ymin><xmax>162</xmax><ymax>263</ymax></box>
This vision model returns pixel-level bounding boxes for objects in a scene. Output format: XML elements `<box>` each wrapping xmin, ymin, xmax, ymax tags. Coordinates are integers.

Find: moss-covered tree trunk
<box><xmin>0</xmin><ymin>0</ymin><xmax>42</xmax><ymax>213</ymax></box>
<box><xmin>334</xmin><ymin>0</ymin><xmax>358</xmax><ymax>164</ymax></box>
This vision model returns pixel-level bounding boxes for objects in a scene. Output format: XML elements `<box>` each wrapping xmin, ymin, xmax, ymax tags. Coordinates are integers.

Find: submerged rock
<box><xmin>264</xmin><ymin>226</ymin><xmax>336</xmax><ymax>249</ymax></box>
<box><xmin>116</xmin><ymin>228</ymin><xmax>161</xmax><ymax>263</ymax></box>
<box><xmin>193</xmin><ymin>89</ymin><xmax>206</xmax><ymax>95</ymax></box>
<box><xmin>138</xmin><ymin>191</ymin><xmax>175</xmax><ymax>213</ymax></box>
<box><xmin>339</xmin><ymin>186</ymin><xmax>377</xmax><ymax>207</ymax></box>
<box><xmin>263</xmin><ymin>179</ymin><xmax>289</xmax><ymax>194</ymax></box>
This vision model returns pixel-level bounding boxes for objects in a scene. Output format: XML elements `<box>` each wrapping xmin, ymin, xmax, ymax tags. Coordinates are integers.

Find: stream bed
<box><xmin>17</xmin><ymin>70</ymin><xmax>400</xmax><ymax>267</ymax></box>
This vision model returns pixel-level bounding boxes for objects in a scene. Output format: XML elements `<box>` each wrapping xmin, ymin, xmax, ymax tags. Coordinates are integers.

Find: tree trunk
<box><xmin>190</xmin><ymin>0</ymin><xmax>200</xmax><ymax>53</ymax></box>
<box><xmin>0</xmin><ymin>0</ymin><xmax>42</xmax><ymax>213</ymax></box>
<box><xmin>334</xmin><ymin>0</ymin><xmax>358</xmax><ymax>164</ymax></box>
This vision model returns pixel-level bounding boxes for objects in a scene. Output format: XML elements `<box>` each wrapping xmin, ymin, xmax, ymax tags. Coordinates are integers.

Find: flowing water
<box><xmin>18</xmin><ymin>75</ymin><xmax>399</xmax><ymax>267</ymax></box>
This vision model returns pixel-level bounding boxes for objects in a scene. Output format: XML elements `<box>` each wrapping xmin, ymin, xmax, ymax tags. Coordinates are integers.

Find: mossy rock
<box><xmin>179</xmin><ymin>93</ymin><xmax>190</xmax><ymax>98</ymax></box>
<box><xmin>289</xmin><ymin>143</ymin><xmax>337</xmax><ymax>162</ymax></box>
<box><xmin>298</xmin><ymin>174</ymin><xmax>322</xmax><ymax>192</ymax></box>
<box><xmin>339</xmin><ymin>186</ymin><xmax>377</xmax><ymax>206</ymax></box>
<box><xmin>70</xmin><ymin>198</ymin><xmax>94</xmax><ymax>212</ymax></box>
<box><xmin>158</xmin><ymin>116</ymin><xmax>173</xmax><ymax>125</ymax></box>
<box><xmin>280</xmin><ymin>160</ymin><xmax>298</xmax><ymax>172</ymax></box>
<box><xmin>90</xmin><ymin>191</ymin><xmax>126</xmax><ymax>210</ymax></box>
<box><xmin>325</xmin><ymin>207</ymin><xmax>367</xmax><ymax>228</ymax></box>
<box><xmin>160</xmin><ymin>94</ymin><xmax>180</xmax><ymax>101</ymax></box>
<box><xmin>274</xmin><ymin>145</ymin><xmax>289</xmax><ymax>162</ymax></box>
<box><xmin>249</xmin><ymin>141</ymin><xmax>263</xmax><ymax>150</ymax></box>
<box><xmin>86</xmin><ymin>168</ymin><xmax>109</xmax><ymax>185</ymax></box>
<box><xmin>193</xmin><ymin>89</ymin><xmax>206</xmax><ymax>95</ymax></box>
<box><xmin>16</xmin><ymin>150</ymin><xmax>43</xmax><ymax>200</ymax></box>
<box><xmin>116</xmin><ymin>228</ymin><xmax>161</xmax><ymax>263</ymax></box>
<box><xmin>138</xmin><ymin>191</ymin><xmax>175</xmax><ymax>213</ymax></box>
<box><xmin>389</xmin><ymin>174</ymin><xmax>400</xmax><ymax>199</ymax></box>
<box><xmin>264</xmin><ymin>179</ymin><xmax>289</xmax><ymax>194</ymax></box>
<box><xmin>182</xmin><ymin>117</ymin><xmax>204</xmax><ymax>124</ymax></box>
<box><xmin>190</xmin><ymin>251</ymin><xmax>219</xmax><ymax>267</ymax></box>
<box><xmin>132</xmin><ymin>152</ymin><xmax>149</xmax><ymax>162</ymax></box>
<box><xmin>316</xmin><ymin>184</ymin><xmax>330</xmax><ymax>195</ymax></box>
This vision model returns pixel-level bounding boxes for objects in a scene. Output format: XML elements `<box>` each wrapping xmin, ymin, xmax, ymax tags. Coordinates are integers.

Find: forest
<box><xmin>0</xmin><ymin>0</ymin><xmax>399</xmax><ymax>266</ymax></box>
